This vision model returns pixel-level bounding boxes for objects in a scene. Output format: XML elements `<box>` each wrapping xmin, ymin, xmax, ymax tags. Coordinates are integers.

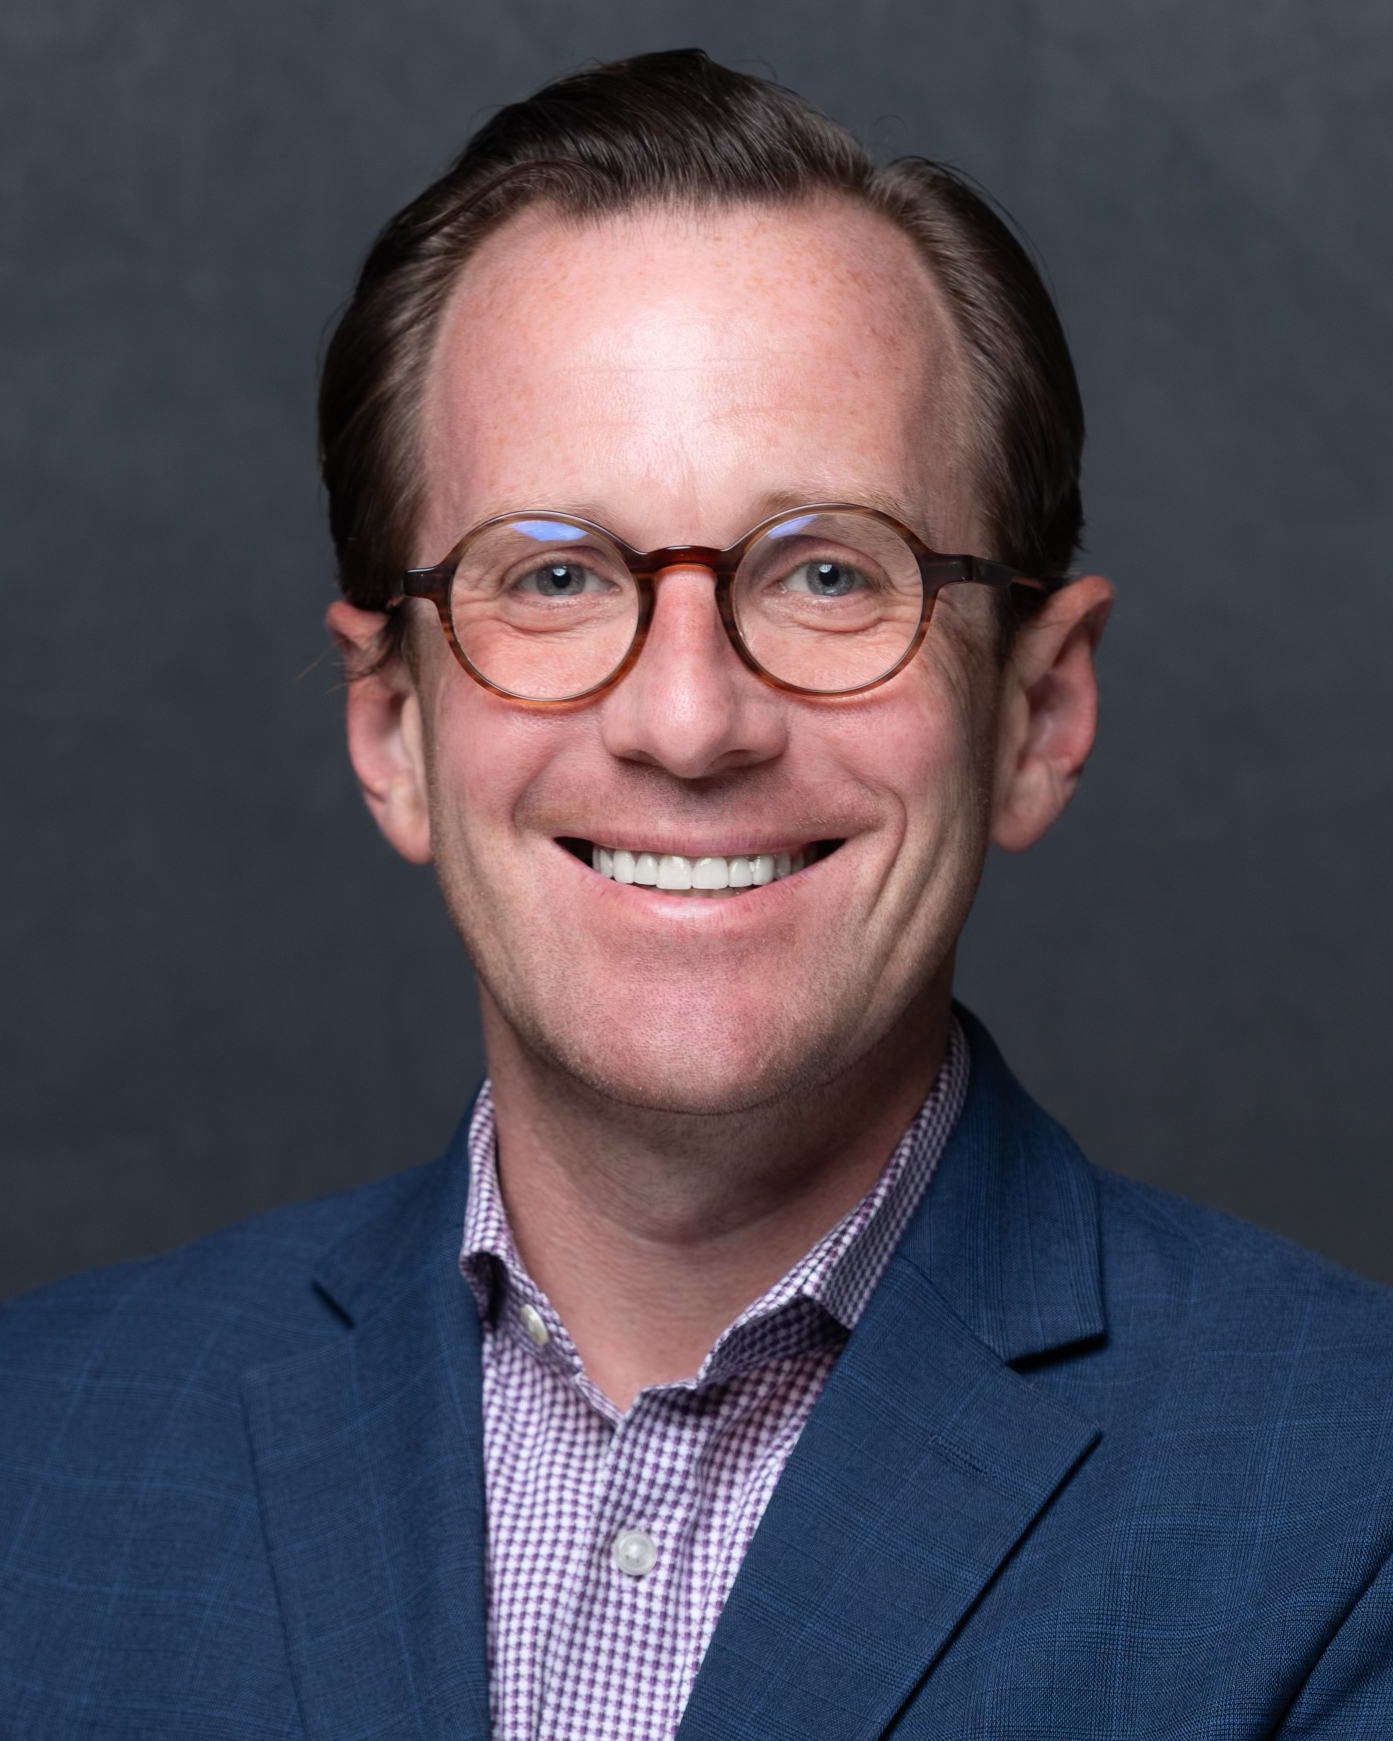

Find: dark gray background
<box><xmin>3</xmin><ymin>1</ymin><xmax>1391</xmax><ymax>1298</ymax></box>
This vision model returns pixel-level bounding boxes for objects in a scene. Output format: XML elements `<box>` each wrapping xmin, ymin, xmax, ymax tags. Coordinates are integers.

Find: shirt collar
<box><xmin>460</xmin><ymin>1017</ymin><xmax>969</xmax><ymax>1393</ymax></box>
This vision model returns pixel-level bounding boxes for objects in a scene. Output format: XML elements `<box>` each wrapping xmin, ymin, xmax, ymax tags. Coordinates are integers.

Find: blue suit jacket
<box><xmin>5</xmin><ymin>1011</ymin><xmax>1393</xmax><ymax>1737</ymax></box>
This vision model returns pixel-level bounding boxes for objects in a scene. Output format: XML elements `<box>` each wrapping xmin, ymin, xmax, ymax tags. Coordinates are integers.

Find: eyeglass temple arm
<box><xmin>945</xmin><ymin>555</ymin><xmax>1058</xmax><ymax>593</ymax></box>
<box><xmin>392</xmin><ymin>565</ymin><xmax>453</xmax><ymax>606</ymax></box>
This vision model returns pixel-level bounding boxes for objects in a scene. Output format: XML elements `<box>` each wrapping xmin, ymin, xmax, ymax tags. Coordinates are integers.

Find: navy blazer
<box><xmin>5</xmin><ymin>1010</ymin><xmax>1393</xmax><ymax>1737</ymax></box>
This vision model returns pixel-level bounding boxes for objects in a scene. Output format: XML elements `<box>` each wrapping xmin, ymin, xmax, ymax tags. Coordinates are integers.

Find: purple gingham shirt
<box><xmin>460</xmin><ymin>1016</ymin><xmax>968</xmax><ymax>1741</ymax></box>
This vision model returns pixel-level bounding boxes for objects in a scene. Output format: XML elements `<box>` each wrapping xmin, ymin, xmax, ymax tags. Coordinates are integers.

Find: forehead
<box><xmin>415</xmin><ymin>196</ymin><xmax>977</xmax><ymax>557</ymax></box>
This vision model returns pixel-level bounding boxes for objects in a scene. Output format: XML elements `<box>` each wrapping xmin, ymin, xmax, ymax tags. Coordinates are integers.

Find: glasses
<box><xmin>392</xmin><ymin>503</ymin><xmax>1052</xmax><ymax>704</ymax></box>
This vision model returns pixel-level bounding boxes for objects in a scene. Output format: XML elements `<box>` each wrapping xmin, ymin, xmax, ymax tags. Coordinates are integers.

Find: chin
<box><xmin>548</xmin><ymin>1043</ymin><xmax>823</xmax><ymax>1118</ymax></box>
<box><xmin>505</xmin><ymin>983</ymin><xmax>885</xmax><ymax>1117</ymax></box>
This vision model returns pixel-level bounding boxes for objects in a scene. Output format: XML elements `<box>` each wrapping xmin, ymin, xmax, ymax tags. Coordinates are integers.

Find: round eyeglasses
<box><xmin>391</xmin><ymin>503</ymin><xmax>1053</xmax><ymax>703</ymax></box>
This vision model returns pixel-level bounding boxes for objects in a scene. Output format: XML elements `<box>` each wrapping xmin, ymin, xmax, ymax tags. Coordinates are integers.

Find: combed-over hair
<box><xmin>319</xmin><ymin>49</ymin><xmax>1084</xmax><ymax>654</ymax></box>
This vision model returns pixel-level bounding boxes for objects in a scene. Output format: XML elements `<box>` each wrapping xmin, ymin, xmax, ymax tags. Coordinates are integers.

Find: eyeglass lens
<box><xmin>446</xmin><ymin>510</ymin><xmax>927</xmax><ymax>700</ymax></box>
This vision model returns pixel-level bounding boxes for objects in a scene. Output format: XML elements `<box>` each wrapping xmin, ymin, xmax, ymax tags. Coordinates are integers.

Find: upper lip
<box><xmin>559</xmin><ymin>834</ymin><xmax>833</xmax><ymax>856</ymax></box>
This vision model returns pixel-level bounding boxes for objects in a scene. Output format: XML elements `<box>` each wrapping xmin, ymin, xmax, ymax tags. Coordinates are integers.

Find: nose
<box><xmin>596</xmin><ymin>564</ymin><xmax>788</xmax><ymax>778</ymax></box>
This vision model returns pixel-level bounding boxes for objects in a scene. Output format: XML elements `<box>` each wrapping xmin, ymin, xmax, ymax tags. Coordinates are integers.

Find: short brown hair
<box><xmin>319</xmin><ymin>49</ymin><xmax>1084</xmax><ymax>648</ymax></box>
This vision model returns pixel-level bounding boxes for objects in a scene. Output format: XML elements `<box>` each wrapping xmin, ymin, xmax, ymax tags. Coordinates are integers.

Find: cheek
<box><xmin>419</xmin><ymin>682</ymin><xmax>554</xmax><ymax>861</ymax></box>
<box><xmin>821</xmin><ymin>653</ymin><xmax>990</xmax><ymax>843</ymax></box>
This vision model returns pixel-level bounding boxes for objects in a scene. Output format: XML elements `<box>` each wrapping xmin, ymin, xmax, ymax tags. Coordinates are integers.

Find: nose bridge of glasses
<box><xmin>629</xmin><ymin>545</ymin><xmax>748</xmax><ymax>683</ymax></box>
<box><xmin>630</xmin><ymin>543</ymin><xmax>736</xmax><ymax>582</ymax></box>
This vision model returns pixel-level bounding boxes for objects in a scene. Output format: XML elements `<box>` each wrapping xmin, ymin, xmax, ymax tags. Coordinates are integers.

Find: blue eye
<box><xmin>515</xmin><ymin>561</ymin><xmax>607</xmax><ymax>598</ymax></box>
<box><xmin>781</xmin><ymin>559</ymin><xmax>866</xmax><ymax>598</ymax></box>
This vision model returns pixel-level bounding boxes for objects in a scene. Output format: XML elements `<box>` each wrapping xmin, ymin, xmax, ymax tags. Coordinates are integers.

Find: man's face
<box><xmin>396</xmin><ymin>198</ymin><xmax>1004</xmax><ymax>1114</ymax></box>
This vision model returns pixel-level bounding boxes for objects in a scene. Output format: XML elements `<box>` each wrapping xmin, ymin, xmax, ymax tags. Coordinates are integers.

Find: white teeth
<box><xmin>656</xmin><ymin>855</ymin><xmax>693</xmax><ymax>890</ymax></box>
<box><xmin>589</xmin><ymin>845</ymin><xmax>807</xmax><ymax>892</ymax></box>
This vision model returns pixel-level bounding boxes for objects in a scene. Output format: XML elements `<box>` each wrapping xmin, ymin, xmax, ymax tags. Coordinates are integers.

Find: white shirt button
<box><xmin>611</xmin><ymin>1528</ymin><xmax>658</xmax><ymax>1578</ymax></box>
<box><xmin>518</xmin><ymin>1303</ymin><xmax>550</xmax><ymax>1347</ymax></box>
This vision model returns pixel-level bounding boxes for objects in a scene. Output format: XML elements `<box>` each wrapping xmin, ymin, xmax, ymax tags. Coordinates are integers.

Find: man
<box><xmin>3</xmin><ymin>48</ymin><xmax>1393</xmax><ymax>1739</ymax></box>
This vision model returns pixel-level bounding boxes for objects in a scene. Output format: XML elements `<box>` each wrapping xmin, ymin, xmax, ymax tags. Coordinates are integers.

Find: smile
<box><xmin>570</xmin><ymin>840</ymin><xmax>839</xmax><ymax>896</ymax></box>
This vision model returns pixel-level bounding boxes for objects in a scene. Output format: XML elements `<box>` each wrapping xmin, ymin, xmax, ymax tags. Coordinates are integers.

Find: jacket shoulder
<box><xmin>1097</xmin><ymin>1163</ymin><xmax>1393</xmax><ymax>1312</ymax></box>
<box><xmin>1083</xmin><ymin>1164</ymin><xmax>1393</xmax><ymax>1410</ymax></box>
<box><xmin>0</xmin><ymin>1156</ymin><xmax>453</xmax><ymax>1409</ymax></box>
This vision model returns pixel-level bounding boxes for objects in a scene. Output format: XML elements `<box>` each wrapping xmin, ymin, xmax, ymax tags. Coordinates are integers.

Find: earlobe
<box><xmin>326</xmin><ymin>601</ymin><xmax>433</xmax><ymax>865</ymax></box>
<box><xmin>990</xmin><ymin>574</ymin><xmax>1113</xmax><ymax>853</ymax></box>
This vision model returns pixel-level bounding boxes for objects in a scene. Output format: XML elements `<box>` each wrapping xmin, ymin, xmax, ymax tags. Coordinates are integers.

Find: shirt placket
<box><xmin>538</xmin><ymin>1385</ymin><xmax>721</xmax><ymax>1741</ymax></box>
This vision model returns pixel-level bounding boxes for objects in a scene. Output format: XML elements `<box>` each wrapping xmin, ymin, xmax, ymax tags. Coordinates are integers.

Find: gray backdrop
<box><xmin>3</xmin><ymin>1</ymin><xmax>1391</xmax><ymax>1298</ymax></box>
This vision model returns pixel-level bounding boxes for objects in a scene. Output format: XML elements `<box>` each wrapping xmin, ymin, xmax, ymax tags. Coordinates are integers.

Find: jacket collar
<box><xmin>897</xmin><ymin>1003</ymin><xmax>1105</xmax><ymax>1365</ymax></box>
<box><xmin>310</xmin><ymin>1101</ymin><xmax>477</xmax><ymax>1329</ymax></box>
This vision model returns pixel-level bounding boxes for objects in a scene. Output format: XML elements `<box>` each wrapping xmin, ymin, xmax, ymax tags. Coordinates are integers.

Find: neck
<box><xmin>479</xmin><ymin>975</ymin><xmax>952</xmax><ymax>1411</ymax></box>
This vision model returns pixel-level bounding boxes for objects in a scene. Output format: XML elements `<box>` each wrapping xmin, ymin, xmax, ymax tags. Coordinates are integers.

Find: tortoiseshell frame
<box><xmin>392</xmin><ymin>503</ymin><xmax>1053</xmax><ymax>704</ymax></box>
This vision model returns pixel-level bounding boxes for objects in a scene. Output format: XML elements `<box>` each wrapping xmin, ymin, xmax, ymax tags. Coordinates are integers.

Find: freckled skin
<box><xmin>330</xmin><ymin>197</ymin><xmax>1111</xmax><ymax>1401</ymax></box>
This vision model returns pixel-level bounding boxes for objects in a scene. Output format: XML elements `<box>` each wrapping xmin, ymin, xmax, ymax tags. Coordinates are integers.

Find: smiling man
<box><xmin>6</xmin><ymin>49</ymin><xmax>1393</xmax><ymax>1741</ymax></box>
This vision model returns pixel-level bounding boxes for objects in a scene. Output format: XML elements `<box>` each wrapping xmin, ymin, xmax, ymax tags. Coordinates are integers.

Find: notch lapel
<box><xmin>677</xmin><ymin>1010</ymin><xmax>1106</xmax><ymax>1741</ymax></box>
<box><xmin>243</xmin><ymin>1146</ymin><xmax>492</xmax><ymax>1741</ymax></box>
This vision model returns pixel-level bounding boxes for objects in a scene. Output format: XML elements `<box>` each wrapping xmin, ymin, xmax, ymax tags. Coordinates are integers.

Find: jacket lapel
<box><xmin>243</xmin><ymin>1140</ymin><xmax>492</xmax><ymax>1741</ymax></box>
<box><xmin>677</xmin><ymin>1010</ymin><xmax>1106</xmax><ymax>1741</ymax></box>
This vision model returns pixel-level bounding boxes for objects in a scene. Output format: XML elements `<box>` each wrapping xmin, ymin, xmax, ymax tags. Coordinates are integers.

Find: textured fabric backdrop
<box><xmin>3</xmin><ymin>0</ymin><xmax>1390</xmax><ymax>1296</ymax></box>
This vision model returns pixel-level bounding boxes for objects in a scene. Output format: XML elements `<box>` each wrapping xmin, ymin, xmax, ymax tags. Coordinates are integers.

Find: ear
<box><xmin>990</xmin><ymin>574</ymin><xmax>1114</xmax><ymax>853</ymax></box>
<box><xmin>326</xmin><ymin>601</ymin><xmax>432</xmax><ymax>865</ymax></box>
